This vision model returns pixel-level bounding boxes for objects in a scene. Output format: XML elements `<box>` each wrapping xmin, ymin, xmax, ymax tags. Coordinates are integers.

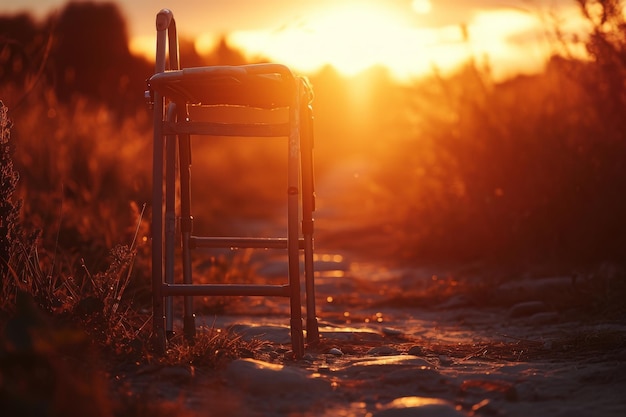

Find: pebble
<box><xmin>408</xmin><ymin>345</ymin><xmax>426</xmax><ymax>356</ymax></box>
<box><xmin>438</xmin><ymin>355</ymin><xmax>454</xmax><ymax>366</ymax></box>
<box><xmin>223</xmin><ymin>358</ymin><xmax>330</xmax><ymax>395</ymax></box>
<box><xmin>374</xmin><ymin>396</ymin><xmax>467</xmax><ymax>417</ymax></box>
<box><xmin>328</xmin><ymin>347</ymin><xmax>344</xmax><ymax>356</ymax></box>
<box><xmin>508</xmin><ymin>301</ymin><xmax>549</xmax><ymax>318</ymax></box>
<box><xmin>382</xmin><ymin>327</ymin><xmax>404</xmax><ymax>336</ymax></box>
<box><xmin>526</xmin><ymin>311</ymin><xmax>560</xmax><ymax>325</ymax></box>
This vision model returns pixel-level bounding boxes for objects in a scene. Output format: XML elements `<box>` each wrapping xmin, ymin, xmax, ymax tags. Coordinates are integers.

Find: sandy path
<box><xmin>129</xmin><ymin>252</ymin><xmax>626</xmax><ymax>417</ymax></box>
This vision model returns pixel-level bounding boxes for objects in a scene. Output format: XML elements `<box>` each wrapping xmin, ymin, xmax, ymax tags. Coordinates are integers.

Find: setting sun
<box><xmin>125</xmin><ymin>1</ymin><xmax>587</xmax><ymax>83</ymax></box>
<box><xmin>189</xmin><ymin>1</ymin><xmax>567</xmax><ymax>82</ymax></box>
<box><xmin>224</xmin><ymin>3</ymin><xmax>432</xmax><ymax>79</ymax></box>
<box><xmin>10</xmin><ymin>1</ymin><xmax>586</xmax><ymax>82</ymax></box>
<box><xmin>411</xmin><ymin>0</ymin><xmax>432</xmax><ymax>15</ymax></box>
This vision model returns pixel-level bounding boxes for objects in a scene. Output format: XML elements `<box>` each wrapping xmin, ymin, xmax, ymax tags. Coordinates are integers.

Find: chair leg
<box><xmin>288</xmin><ymin>189</ymin><xmax>304</xmax><ymax>357</ymax></box>
<box><xmin>178</xmin><ymin>132</ymin><xmax>196</xmax><ymax>341</ymax></box>
<box><xmin>301</xmin><ymin>103</ymin><xmax>319</xmax><ymax>345</ymax></box>
<box><xmin>151</xmin><ymin>122</ymin><xmax>166</xmax><ymax>352</ymax></box>
<box><xmin>165</xmin><ymin>130</ymin><xmax>177</xmax><ymax>339</ymax></box>
<box><xmin>304</xmin><ymin>235</ymin><xmax>319</xmax><ymax>345</ymax></box>
<box><xmin>288</xmin><ymin>101</ymin><xmax>305</xmax><ymax>358</ymax></box>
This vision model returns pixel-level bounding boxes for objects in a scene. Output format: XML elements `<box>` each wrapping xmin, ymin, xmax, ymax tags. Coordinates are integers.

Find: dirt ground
<box><xmin>110</xmin><ymin>158</ymin><xmax>626</xmax><ymax>416</ymax></box>
<box><xmin>118</xmin><ymin>256</ymin><xmax>626</xmax><ymax>417</ymax></box>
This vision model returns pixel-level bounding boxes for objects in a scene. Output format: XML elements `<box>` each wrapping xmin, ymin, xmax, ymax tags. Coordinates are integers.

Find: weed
<box><xmin>0</xmin><ymin>100</ymin><xmax>19</xmax><ymax>274</ymax></box>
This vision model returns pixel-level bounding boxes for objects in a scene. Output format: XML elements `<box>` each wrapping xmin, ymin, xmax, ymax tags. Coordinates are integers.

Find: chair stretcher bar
<box><xmin>162</xmin><ymin>121</ymin><xmax>290</xmax><ymax>137</ymax></box>
<box><xmin>190</xmin><ymin>236</ymin><xmax>305</xmax><ymax>249</ymax></box>
<box><xmin>161</xmin><ymin>283</ymin><xmax>291</xmax><ymax>297</ymax></box>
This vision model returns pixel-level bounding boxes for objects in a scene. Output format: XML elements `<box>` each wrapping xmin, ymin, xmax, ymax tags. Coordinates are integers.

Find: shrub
<box><xmin>0</xmin><ymin>100</ymin><xmax>18</xmax><ymax>272</ymax></box>
<box><xmin>374</xmin><ymin>2</ymin><xmax>626</xmax><ymax>269</ymax></box>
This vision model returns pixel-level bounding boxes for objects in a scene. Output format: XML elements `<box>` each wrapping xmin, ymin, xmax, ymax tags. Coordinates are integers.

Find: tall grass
<box><xmin>1</xmin><ymin>95</ymin><xmax>265</xmax><ymax>415</ymax></box>
<box><xmin>0</xmin><ymin>100</ymin><xmax>18</xmax><ymax>273</ymax></box>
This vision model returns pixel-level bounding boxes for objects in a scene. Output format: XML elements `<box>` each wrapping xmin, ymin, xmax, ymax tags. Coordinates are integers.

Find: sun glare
<box><xmin>129</xmin><ymin>35</ymin><xmax>155</xmax><ymax>60</ymax></box>
<box><xmin>223</xmin><ymin>3</ymin><xmax>454</xmax><ymax>82</ymax></box>
<box><xmin>226</xmin><ymin>5</ymin><xmax>407</xmax><ymax>76</ymax></box>
<box><xmin>412</xmin><ymin>0</ymin><xmax>432</xmax><ymax>15</ymax></box>
<box><xmin>132</xmin><ymin>2</ymin><xmax>582</xmax><ymax>83</ymax></box>
<box><xmin>219</xmin><ymin>3</ymin><xmax>552</xmax><ymax>82</ymax></box>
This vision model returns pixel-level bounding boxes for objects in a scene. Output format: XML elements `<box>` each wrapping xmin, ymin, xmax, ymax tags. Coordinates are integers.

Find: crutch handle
<box><xmin>156</xmin><ymin>9</ymin><xmax>174</xmax><ymax>31</ymax></box>
<box><xmin>155</xmin><ymin>9</ymin><xmax>179</xmax><ymax>72</ymax></box>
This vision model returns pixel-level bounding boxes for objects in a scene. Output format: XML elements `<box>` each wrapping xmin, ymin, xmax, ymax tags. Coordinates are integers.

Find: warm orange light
<box><xmin>130</xmin><ymin>2</ymin><xmax>585</xmax><ymax>83</ymax></box>
<box><xmin>411</xmin><ymin>0</ymin><xmax>432</xmax><ymax>15</ymax></box>
<box><xmin>129</xmin><ymin>35</ymin><xmax>154</xmax><ymax>59</ymax></box>
<box><xmin>226</xmin><ymin>3</ymin><xmax>432</xmax><ymax>80</ymax></box>
<box><xmin>217</xmin><ymin>3</ymin><xmax>550</xmax><ymax>82</ymax></box>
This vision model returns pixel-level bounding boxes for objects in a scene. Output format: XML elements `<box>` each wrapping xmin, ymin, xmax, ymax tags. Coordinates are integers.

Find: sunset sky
<box><xmin>4</xmin><ymin>0</ymin><xmax>587</xmax><ymax>82</ymax></box>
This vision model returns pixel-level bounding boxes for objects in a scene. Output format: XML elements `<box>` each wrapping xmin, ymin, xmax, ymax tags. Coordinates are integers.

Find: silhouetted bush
<box><xmin>0</xmin><ymin>13</ymin><xmax>41</xmax><ymax>87</ymax></box>
<box><xmin>1</xmin><ymin>2</ymin><xmax>152</xmax><ymax>115</ymax></box>
<box><xmin>375</xmin><ymin>1</ymin><xmax>626</xmax><ymax>268</ymax></box>
<box><xmin>50</xmin><ymin>2</ymin><xmax>152</xmax><ymax>113</ymax></box>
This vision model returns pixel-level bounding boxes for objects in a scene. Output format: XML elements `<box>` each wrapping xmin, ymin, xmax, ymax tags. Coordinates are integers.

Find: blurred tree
<box><xmin>0</xmin><ymin>14</ymin><xmax>41</xmax><ymax>87</ymax></box>
<box><xmin>49</xmin><ymin>2</ymin><xmax>151</xmax><ymax>113</ymax></box>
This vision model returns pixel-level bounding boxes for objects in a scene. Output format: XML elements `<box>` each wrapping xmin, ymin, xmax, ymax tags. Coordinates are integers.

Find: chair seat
<box><xmin>148</xmin><ymin>63</ymin><xmax>306</xmax><ymax>108</ymax></box>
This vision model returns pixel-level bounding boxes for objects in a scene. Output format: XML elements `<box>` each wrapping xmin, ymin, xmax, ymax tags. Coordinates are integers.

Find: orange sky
<box><xmin>6</xmin><ymin>0</ymin><xmax>587</xmax><ymax>82</ymax></box>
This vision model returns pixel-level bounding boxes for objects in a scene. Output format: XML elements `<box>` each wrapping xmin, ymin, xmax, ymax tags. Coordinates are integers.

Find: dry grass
<box><xmin>1</xmin><ymin>100</ymin><xmax>268</xmax><ymax>416</ymax></box>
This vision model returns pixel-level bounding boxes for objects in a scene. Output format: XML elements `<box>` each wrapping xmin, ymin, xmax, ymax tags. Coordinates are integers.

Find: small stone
<box><xmin>407</xmin><ymin>345</ymin><xmax>426</xmax><ymax>356</ymax></box>
<box><xmin>527</xmin><ymin>311</ymin><xmax>559</xmax><ymax>325</ymax></box>
<box><xmin>223</xmin><ymin>359</ymin><xmax>330</xmax><ymax>395</ymax></box>
<box><xmin>328</xmin><ymin>347</ymin><xmax>344</xmax><ymax>356</ymax></box>
<box><xmin>438</xmin><ymin>355</ymin><xmax>454</xmax><ymax>366</ymax></box>
<box><xmin>382</xmin><ymin>327</ymin><xmax>403</xmax><ymax>336</ymax></box>
<box><xmin>508</xmin><ymin>300</ymin><xmax>548</xmax><ymax>318</ymax></box>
